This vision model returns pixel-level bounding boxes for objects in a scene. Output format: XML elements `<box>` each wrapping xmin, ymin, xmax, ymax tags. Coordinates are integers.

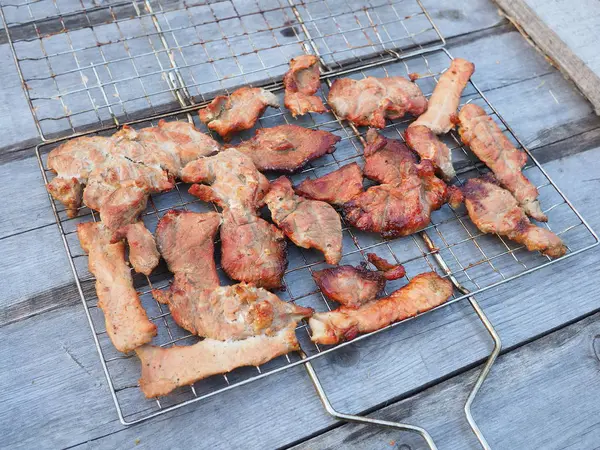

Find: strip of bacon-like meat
<box><xmin>47</xmin><ymin>120</ymin><xmax>220</xmax><ymax>228</ymax></box>
<box><xmin>136</xmin><ymin>326</ymin><xmax>299</xmax><ymax>398</ymax></box>
<box><xmin>199</xmin><ymin>87</ymin><xmax>280</xmax><ymax>140</ymax></box>
<box><xmin>366</xmin><ymin>253</ymin><xmax>407</xmax><ymax>280</ymax></box>
<box><xmin>309</xmin><ymin>272</ymin><xmax>453</xmax><ymax>345</ymax></box>
<box><xmin>234</xmin><ymin>124</ymin><xmax>340</xmax><ymax>173</ymax></box>
<box><xmin>313</xmin><ymin>265</ymin><xmax>384</xmax><ymax>308</ymax></box>
<box><xmin>78</xmin><ymin>222</ymin><xmax>157</xmax><ymax>353</ymax></box>
<box><xmin>343</xmin><ymin>129</ymin><xmax>448</xmax><ymax>238</ymax></box>
<box><xmin>463</xmin><ymin>176</ymin><xmax>566</xmax><ymax>258</ymax></box>
<box><xmin>405</xmin><ymin>124</ymin><xmax>455</xmax><ymax>181</ymax></box>
<box><xmin>264</xmin><ymin>176</ymin><xmax>343</xmax><ymax>265</ymax></box>
<box><xmin>458</xmin><ymin>104</ymin><xmax>547</xmax><ymax>222</ymax></box>
<box><xmin>153</xmin><ymin>210</ymin><xmax>310</xmax><ymax>339</ymax></box>
<box><xmin>295</xmin><ymin>163</ymin><xmax>364</xmax><ymax>205</ymax></box>
<box><xmin>413</xmin><ymin>58</ymin><xmax>475</xmax><ymax>134</ymax></box>
<box><xmin>283</xmin><ymin>55</ymin><xmax>327</xmax><ymax>117</ymax></box>
<box><xmin>328</xmin><ymin>76</ymin><xmax>427</xmax><ymax>128</ymax></box>
<box><xmin>111</xmin><ymin>222</ymin><xmax>160</xmax><ymax>276</ymax></box>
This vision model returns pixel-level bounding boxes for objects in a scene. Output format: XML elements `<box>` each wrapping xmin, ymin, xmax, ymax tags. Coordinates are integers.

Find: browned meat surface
<box><xmin>405</xmin><ymin>124</ymin><xmax>455</xmax><ymax>181</ymax></box>
<box><xmin>458</xmin><ymin>104</ymin><xmax>547</xmax><ymax>221</ymax></box>
<box><xmin>136</xmin><ymin>327</ymin><xmax>299</xmax><ymax>398</ymax></box>
<box><xmin>413</xmin><ymin>58</ymin><xmax>475</xmax><ymax>134</ymax></box>
<box><xmin>366</xmin><ymin>253</ymin><xmax>406</xmax><ymax>280</ymax></box>
<box><xmin>78</xmin><ymin>222</ymin><xmax>156</xmax><ymax>353</ymax></box>
<box><xmin>112</xmin><ymin>222</ymin><xmax>160</xmax><ymax>276</ymax></box>
<box><xmin>283</xmin><ymin>55</ymin><xmax>327</xmax><ymax>117</ymax></box>
<box><xmin>328</xmin><ymin>76</ymin><xmax>427</xmax><ymax>128</ymax></box>
<box><xmin>344</xmin><ymin>130</ymin><xmax>448</xmax><ymax>238</ymax></box>
<box><xmin>463</xmin><ymin>177</ymin><xmax>566</xmax><ymax>258</ymax></box>
<box><xmin>199</xmin><ymin>87</ymin><xmax>280</xmax><ymax>140</ymax></box>
<box><xmin>234</xmin><ymin>125</ymin><xmax>340</xmax><ymax>173</ymax></box>
<box><xmin>220</xmin><ymin>209</ymin><xmax>287</xmax><ymax>289</ymax></box>
<box><xmin>309</xmin><ymin>272</ymin><xmax>453</xmax><ymax>345</ymax></box>
<box><xmin>47</xmin><ymin>120</ymin><xmax>219</xmax><ymax>227</ymax></box>
<box><xmin>295</xmin><ymin>163</ymin><xmax>364</xmax><ymax>205</ymax></box>
<box><xmin>153</xmin><ymin>210</ymin><xmax>310</xmax><ymax>339</ymax></box>
<box><xmin>313</xmin><ymin>265</ymin><xmax>385</xmax><ymax>308</ymax></box>
<box><xmin>264</xmin><ymin>176</ymin><xmax>343</xmax><ymax>265</ymax></box>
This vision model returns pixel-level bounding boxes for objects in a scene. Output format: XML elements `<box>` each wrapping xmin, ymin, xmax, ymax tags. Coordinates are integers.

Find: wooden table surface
<box><xmin>2</xmin><ymin>0</ymin><xmax>600</xmax><ymax>449</ymax></box>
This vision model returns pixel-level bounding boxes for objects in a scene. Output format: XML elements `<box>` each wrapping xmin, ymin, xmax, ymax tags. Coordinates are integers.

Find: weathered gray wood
<box><xmin>495</xmin><ymin>0</ymin><xmax>600</xmax><ymax>114</ymax></box>
<box><xmin>293</xmin><ymin>310</ymin><xmax>600</xmax><ymax>450</ymax></box>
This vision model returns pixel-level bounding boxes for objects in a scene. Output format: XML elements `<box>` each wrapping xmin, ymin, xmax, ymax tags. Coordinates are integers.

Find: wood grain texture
<box><xmin>495</xmin><ymin>0</ymin><xmax>600</xmax><ymax>114</ymax></box>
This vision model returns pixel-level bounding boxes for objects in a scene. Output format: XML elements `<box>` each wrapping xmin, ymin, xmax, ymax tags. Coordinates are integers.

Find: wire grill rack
<box><xmin>7</xmin><ymin>0</ymin><xmax>597</xmax><ymax>445</ymax></box>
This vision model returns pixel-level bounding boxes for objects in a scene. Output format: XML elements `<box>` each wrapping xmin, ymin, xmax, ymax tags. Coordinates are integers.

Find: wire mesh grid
<box><xmin>35</xmin><ymin>44</ymin><xmax>598</xmax><ymax>424</ymax></box>
<box><xmin>0</xmin><ymin>0</ymin><xmax>444</xmax><ymax>140</ymax></box>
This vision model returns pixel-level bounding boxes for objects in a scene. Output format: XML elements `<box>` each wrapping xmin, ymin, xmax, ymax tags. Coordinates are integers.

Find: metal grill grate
<box><xmin>34</xmin><ymin>44</ymin><xmax>598</xmax><ymax>425</ymax></box>
<box><xmin>0</xmin><ymin>0</ymin><xmax>444</xmax><ymax>140</ymax></box>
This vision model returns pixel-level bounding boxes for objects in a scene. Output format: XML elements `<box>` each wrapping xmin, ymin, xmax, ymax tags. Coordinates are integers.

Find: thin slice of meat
<box><xmin>309</xmin><ymin>272</ymin><xmax>453</xmax><ymax>345</ymax></box>
<box><xmin>458</xmin><ymin>104</ymin><xmax>547</xmax><ymax>221</ymax></box>
<box><xmin>112</xmin><ymin>222</ymin><xmax>160</xmax><ymax>276</ymax></box>
<box><xmin>136</xmin><ymin>326</ymin><xmax>299</xmax><ymax>398</ymax></box>
<box><xmin>463</xmin><ymin>176</ymin><xmax>566</xmax><ymax>258</ymax></box>
<box><xmin>344</xmin><ymin>130</ymin><xmax>448</xmax><ymax>238</ymax></box>
<box><xmin>295</xmin><ymin>163</ymin><xmax>364</xmax><ymax>205</ymax></box>
<box><xmin>220</xmin><ymin>209</ymin><xmax>287</xmax><ymax>289</ymax></box>
<box><xmin>199</xmin><ymin>87</ymin><xmax>280</xmax><ymax>140</ymax></box>
<box><xmin>78</xmin><ymin>222</ymin><xmax>157</xmax><ymax>353</ymax></box>
<box><xmin>264</xmin><ymin>176</ymin><xmax>343</xmax><ymax>265</ymax></box>
<box><xmin>313</xmin><ymin>265</ymin><xmax>385</xmax><ymax>308</ymax></box>
<box><xmin>181</xmin><ymin>148</ymin><xmax>269</xmax><ymax>212</ymax></box>
<box><xmin>413</xmin><ymin>58</ymin><xmax>475</xmax><ymax>134</ymax></box>
<box><xmin>405</xmin><ymin>124</ymin><xmax>455</xmax><ymax>181</ymax></box>
<box><xmin>328</xmin><ymin>76</ymin><xmax>427</xmax><ymax>128</ymax></box>
<box><xmin>47</xmin><ymin>120</ymin><xmax>220</xmax><ymax>226</ymax></box>
<box><xmin>234</xmin><ymin>124</ymin><xmax>341</xmax><ymax>173</ymax></box>
<box><xmin>366</xmin><ymin>253</ymin><xmax>406</xmax><ymax>280</ymax></box>
<box><xmin>283</xmin><ymin>55</ymin><xmax>327</xmax><ymax>117</ymax></box>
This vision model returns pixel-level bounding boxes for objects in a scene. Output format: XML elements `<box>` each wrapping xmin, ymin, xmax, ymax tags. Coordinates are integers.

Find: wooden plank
<box><xmin>495</xmin><ymin>0</ymin><xmax>600</xmax><ymax>114</ymax></box>
<box><xmin>292</xmin><ymin>311</ymin><xmax>600</xmax><ymax>450</ymax></box>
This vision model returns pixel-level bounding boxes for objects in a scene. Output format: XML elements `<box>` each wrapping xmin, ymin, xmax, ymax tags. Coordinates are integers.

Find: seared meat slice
<box><xmin>199</xmin><ymin>87</ymin><xmax>280</xmax><ymax>140</ymax></box>
<box><xmin>47</xmin><ymin>120</ymin><xmax>219</xmax><ymax>226</ymax></box>
<box><xmin>405</xmin><ymin>124</ymin><xmax>455</xmax><ymax>181</ymax></box>
<box><xmin>78</xmin><ymin>222</ymin><xmax>156</xmax><ymax>353</ymax></box>
<box><xmin>313</xmin><ymin>265</ymin><xmax>385</xmax><ymax>308</ymax></box>
<box><xmin>283</xmin><ymin>55</ymin><xmax>327</xmax><ymax>117</ymax></box>
<box><xmin>458</xmin><ymin>104</ymin><xmax>546</xmax><ymax>221</ymax></box>
<box><xmin>295</xmin><ymin>163</ymin><xmax>364</xmax><ymax>205</ymax></box>
<box><xmin>136</xmin><ymin>326</ymin><xmax>300</xmax><ymax>398</ymax></box>
<box><xmin>328</xmin><ymin>76</ymin><xmax>427</xmax><ymax>128</ymax></box>
<box><xmin>413</xmin><ymin>58</ymin><xmax>474</xmax><ymax>134</ymax></box>
<box><xmin>264</xmin><ymin>176</ymin><xmax>343</xmax><ymax>265</ymax></box>
<box><xmin>309</xmin><ymin>272</ymin><xmax>453</xmax><ymax>345</ymax></box>
<box><xmin>463</xmin><ymin>177</ymin><xmax>566</xmax><ymax>258</ymax></box>
<box><xmin>220</xmin><ymin>209</ymin><xmax>287</xmax><ymax>289</ymax></box>
<box><xmin>112</xmin><ymin>222</ymin><xmax>160</xmax><ymax>276</ymax></box>
<box><xmin>344</xmin><ymin>130</ymin><xmax>448</xmax><ymax>238</ymax></box>
<box><xmin>366</xmin><ymin>253</ymin><xmax>406</xmax><ymax>280</ymax></box>
<box><xmin>182</xmin><ymin>148</ymin><xmax>269</xmax><ymax>212</ymax></box>
<box><xmin>234</xmin><ymin>125</ymin><xmax>340</xmax><ymax>173</ymax></box>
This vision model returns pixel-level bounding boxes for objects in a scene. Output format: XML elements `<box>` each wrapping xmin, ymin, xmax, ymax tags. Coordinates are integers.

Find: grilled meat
<box><xmin>111</xmin><ymin>222</ymin><xmax>160</xmax><ymax>276</ymax></box>
<box><xmin>283</xmin><ymin>55</ymin><xmax>327</xmax><ymax>117</ymax></box>
<box><xmin>313</xmin><ymin>265</ymin><xmax>386</xmax><ymax>308</ymax></box>
<box><xmin>295</xmin><ymin>163</ymin><xmax>364</xmax><ymax>205</ymax></box>
<box><xmin>405</xmin><ymin>124</ymin><xmax>455</xmax><ymax>181</ymax></box>
<box><xmin>366</xmin><ymin>253</ymin><xmax>406</xmax><ymax>280</ymax></box>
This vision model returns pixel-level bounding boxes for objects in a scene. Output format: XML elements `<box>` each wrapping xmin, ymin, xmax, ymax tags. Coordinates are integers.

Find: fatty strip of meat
<box><xmin>309</xmin><ymin>272</ymin><xmax>453</xmax><ymax>345</ymax></box>
<box><xmin>366</xmin><ymin>253</ymin><xmax>406</xmax><ymax>280</ymax></box>
<box><xmin>78</xmin><ymin>222</ymin><xmax>157</xmax><ymax>353</ymax></box>
<box><xmin>47</xmin><ymin>120</ymin><xmax>220</xmax><ymax>228</ymax></box>
<box><xmin>234</xmin><ymin>124</ymin><xmax>340</xmax><ymax>173</ymax></box>
<box><xmin>458</xmin><ymin>104</ymin><xmax>547</xmax><ymax>221</ymax></box>
<box><xmin>264</xmin><ymin>176</ymin><xmax>343</xmax><ymax>265</ymax></box>
<box><xmin>136</xmin><ymin>326</ymin><xmax>299</xmax><ymax>398</ymax></box>
<box><xmin>313</xmin><ymin>265</ymin><xmax>386</xmax><ymax>308</ymax></box>
<box><xmin>283</xmin><ymin>55</ymin><xmax>327</xmax><ymax>117</ymax></box>
<box><xmin>294</xmin><ymin>163</ymin><xmax>364</xmax><ymax>205</ymax></box>
<box><xmin>328</xmin><ymin>76</ymin><xmax>427</xmax><ymax>128</ymax></box>
<box><xmin>463</xmin><ymin>176</ymin><xmax>566</xmax><ymax>258</ymax></box>
<box><xmin>413</xmin><ymin>58</ymin><xmax>475</xmax><ymax>134</ymax></box>
<box><xmin>199</xmin><ymin>87</ymin><xmax>279</xmax><ymax>140</ymax></box>
<box><xmin>405</xmin><ymin>124</ymin><xmax>455</xmax><ymax>181</ymax></box>
<box><xmin>111</xmin><ymin>222</ymin><xmax>160</xmax><ymax>276</ymax></box>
